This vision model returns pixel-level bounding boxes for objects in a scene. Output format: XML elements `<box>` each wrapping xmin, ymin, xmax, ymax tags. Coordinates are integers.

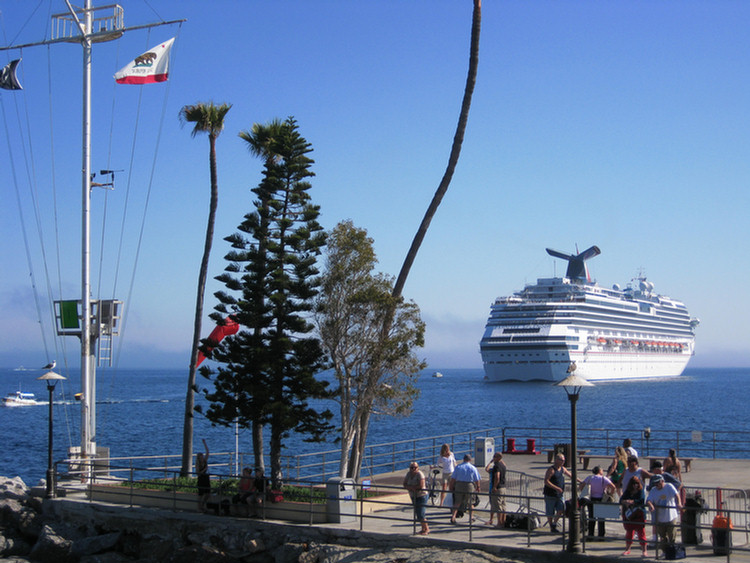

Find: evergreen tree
<box><xmin>198</xmin><ymin>117</ymin><xmax>332</xmax><ymax>487</ymax></box>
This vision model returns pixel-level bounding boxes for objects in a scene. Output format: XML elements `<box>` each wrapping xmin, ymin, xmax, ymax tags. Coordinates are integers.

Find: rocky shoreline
<box><xmin>0</xmin><ymin>475</ymin><xmax>596</xmax><ymax>563</ymax></box>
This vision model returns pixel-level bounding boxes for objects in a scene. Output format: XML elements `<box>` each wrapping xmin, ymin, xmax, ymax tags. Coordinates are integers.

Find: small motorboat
<box><xmin>3</xmin><ymin>390</ymin><xmax>39</xmax><ymax>407</ymax></box>
<box><xmin>432</xmin><ymin>371</ymin><xmax>443</xmax><ymax>378</ymax></box>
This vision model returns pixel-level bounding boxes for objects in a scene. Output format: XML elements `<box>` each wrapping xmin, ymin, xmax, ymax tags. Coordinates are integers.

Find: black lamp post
<box><xmin>37</xmin><ymin>370</ymin><xmax>66</xmax><ymax>498</ymax></box>
<box><xmin>556</xmin><ymin>363</ymin><xmax>593</xmax><ymax>553</ymax></box>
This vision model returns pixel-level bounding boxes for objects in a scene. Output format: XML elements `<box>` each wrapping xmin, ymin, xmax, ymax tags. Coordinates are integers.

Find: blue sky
<box><xmin>1</xmin><ymin>0</ymin><xmax>748</xmax><ymax>372</ymax></box>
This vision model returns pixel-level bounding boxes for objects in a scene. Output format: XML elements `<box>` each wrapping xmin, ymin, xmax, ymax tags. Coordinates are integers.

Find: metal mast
<box><xmin>2</xmin><ymin>2</ymin><xmax>184</xmax><ymax>482</ymax></box>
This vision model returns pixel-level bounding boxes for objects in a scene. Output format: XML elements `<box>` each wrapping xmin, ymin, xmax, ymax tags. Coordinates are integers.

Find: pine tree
<box><xmin>198</xmin><ymin>117</ymin><xmax>332</xmax><ymax>487</ymax></box>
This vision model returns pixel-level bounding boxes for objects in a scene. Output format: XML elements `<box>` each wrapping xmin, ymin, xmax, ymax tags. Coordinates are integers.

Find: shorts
<box><xmin>453</xmin><ymin>480</ymin><xmax>476</xmax><ymax>510</ymax></box>
<box><xmin>544</xmin><ymin>495</ymin><xmax>564</xmax><ymax>517</ymax></box>
<box><xmin>491</xmin><ymin>487</ymin><xmax>507</xmax><ymax>512</ymax></box>
<box><xmin>441</xmin><ymin>471</ymin><xmax>453</xmax><ymax>486</ymax></box>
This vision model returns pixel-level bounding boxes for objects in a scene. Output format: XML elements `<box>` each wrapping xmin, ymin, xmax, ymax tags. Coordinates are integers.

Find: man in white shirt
<box><xmin>647</xmin><ymin>474</ymin><xmax>683</xmax><ymax>551</ymax></box>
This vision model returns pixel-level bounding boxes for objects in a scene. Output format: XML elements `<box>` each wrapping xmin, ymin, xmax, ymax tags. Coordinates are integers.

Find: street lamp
<box><xmin>556</xmin><ymin>363</ymin><xmax>593</xmax><ymax>553</ymax></box>
<box><xmin>37</xmin><ymin>370</ymin><xmax>66</xmax><ymax>498</ymax></box>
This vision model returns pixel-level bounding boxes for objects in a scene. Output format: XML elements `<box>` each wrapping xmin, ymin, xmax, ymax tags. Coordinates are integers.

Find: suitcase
<box><xmin>664</xmin><ymin>543</ymin><xmax>686</xmax><ymax>560</ymax></box>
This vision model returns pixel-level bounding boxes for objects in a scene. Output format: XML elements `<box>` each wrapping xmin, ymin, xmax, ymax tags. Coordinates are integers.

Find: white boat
<box><xmin>3</xmin><ymin>391</ymin><xmax>39</xmax><ymax>407</ymax></box>
<box><xmin>480</xmin><ymin>246</ymin><xmax>699</xmax><ymax>382</ymax></box>
<box><xmin>432</xmin><ymin>371</ymin><xmax>443</xmax><ymax>378</ymax></box>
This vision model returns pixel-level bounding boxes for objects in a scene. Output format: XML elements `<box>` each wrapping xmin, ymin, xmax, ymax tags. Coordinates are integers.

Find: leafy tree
<box><xmin>316</xmin><ymin>221</ymin><xmax>425</xmax><ymax>478</ymax></box>
<box><xmin>178</xmin><ymin>101</ymin><xmax>232</xmax><ymax>477</ymax></box>
<box><xmin>198</xmin><ymin>117</ymin><xmax>333</xmax><ymax>488</ymax></box>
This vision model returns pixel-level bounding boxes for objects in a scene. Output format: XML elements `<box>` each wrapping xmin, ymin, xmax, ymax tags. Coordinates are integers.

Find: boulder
<box><xmin>0</xmin><ymin>477</ymin><xmax>28</xmax><ymax>501</ymax></box>
<box><xmin>72</xmin><ymin>532</ymin><xmax>122</xmax><ymax>557</ymax></box>
<box><xmin>28</xmin><ymin>524</ymin><xmax>75</xmax><ymax>563</ymax></box>
<box><xmin>0</xmin><ymin>527</ymin><xmax>32</xmax><ymax>556</ymax></box>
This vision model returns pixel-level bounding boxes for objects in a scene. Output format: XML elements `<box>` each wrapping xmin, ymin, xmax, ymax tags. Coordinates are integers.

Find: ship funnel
<box><xmin>546</xmin><ymin>245</ymin><xmax>601</xmax><ymax>282</ymax></box>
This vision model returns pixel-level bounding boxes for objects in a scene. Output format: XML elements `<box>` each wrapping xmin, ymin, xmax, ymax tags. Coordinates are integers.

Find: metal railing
<box><xmin>56</xmin><ymin>425</ymin><xmax>750</xmax><ymax>486</ymax></box>
<box><xmin>53</xmin><ymin>458</ymin><xmax>749</xmax><ymax>560</ymax></box>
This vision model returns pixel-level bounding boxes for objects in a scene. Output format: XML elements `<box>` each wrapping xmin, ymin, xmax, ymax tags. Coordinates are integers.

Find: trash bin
<box><xmin>554</xmin><ymin>443</ymin><xmax>572</xmax><ymax>467</ymax></box>
<box><xmin>475</xmin><ymin>437</ymin><xmax>495</xmax><ymax>466</ymax></box>
<box><xmin>682</xmin><ymin>491</ymin><xmax>707</xmax><ymax>545</ymax></box>
<box><xmin>326</xmin><ymin>477</ymin><xmax>356</xmax><ymax>523</ymax></box>
<box><xmin>711</xmin><ymin>514</ymin><xmax>733</xmax><ymax>555</ymax></box>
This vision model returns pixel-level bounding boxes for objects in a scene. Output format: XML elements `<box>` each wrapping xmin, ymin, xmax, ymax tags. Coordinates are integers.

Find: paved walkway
<box><xmin>319</xmin><ymin>455</ymin><xmax>749</xmax><ymax>561</ymax></box>
<box><xmin>57</xmin><ymin>455</ymin><xmax>750</xmax><ymax>562</ymax></box>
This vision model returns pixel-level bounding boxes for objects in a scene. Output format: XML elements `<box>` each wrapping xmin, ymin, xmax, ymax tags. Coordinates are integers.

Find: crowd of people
<box><xmin>403</xmin><ymin>437</ymin><xmax>687</xmax><ymax>552</ymax></box>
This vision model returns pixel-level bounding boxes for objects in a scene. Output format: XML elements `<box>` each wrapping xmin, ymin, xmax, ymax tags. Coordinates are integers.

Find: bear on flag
<box><xmin>115</xmin><ymin>38</ymin><xmax>175</xmax><ymax>84</ymax></box>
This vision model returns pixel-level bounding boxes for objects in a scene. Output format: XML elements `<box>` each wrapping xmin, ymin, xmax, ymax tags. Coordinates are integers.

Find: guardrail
<box><xmin>56</xmin><ymin>425</ymin><xmax>750</xmax><ymax>486</ymax></box>
<box><xmin>53</xmin><ymin>459</ymin><xmax>749</xmax><ymax>560</ymax></box>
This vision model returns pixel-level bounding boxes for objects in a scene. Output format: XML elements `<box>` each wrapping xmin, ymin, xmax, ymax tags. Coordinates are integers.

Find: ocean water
<box><xmin>0</xmin><ymin>366</ymin><xmax>747</xmax><ymax>485</ymax></box>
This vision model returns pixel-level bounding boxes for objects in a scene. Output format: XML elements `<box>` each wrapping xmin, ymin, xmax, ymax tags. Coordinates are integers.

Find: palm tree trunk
<box><xmin>181</xmin><ymin>133</ymin><xmax>219</xmax><ymax>476</ymax></box>
<box><xmin>393</xmin><ymin>0</ymin><xmax>481</xmax><ymax>299</ymax></box>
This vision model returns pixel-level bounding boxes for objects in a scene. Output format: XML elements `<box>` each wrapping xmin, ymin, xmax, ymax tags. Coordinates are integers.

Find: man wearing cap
<box><xmin>646</xmin><ymin>460</ymin><xmax>681</xmax><ymax>491</ymax></box>
<box><xmin>449</xmin><ymin>454</ymin><xmax>481</xmax><ymax>524</ymax></box>
<box><xmin>646</xmin><ymin>474</ymin><xmax>683</xmax><ymax>552</ymax></box>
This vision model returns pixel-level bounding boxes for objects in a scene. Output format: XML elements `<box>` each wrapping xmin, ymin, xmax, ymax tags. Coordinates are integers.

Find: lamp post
<box><xmin>556</xmin><ymin>363</ymin><xmax>593</xmax><ymax>553</ymax></box>
<box><xmin>37</xmin><ymin>370</ymin><xmax>66</xmax><ymax>498</ymax></box>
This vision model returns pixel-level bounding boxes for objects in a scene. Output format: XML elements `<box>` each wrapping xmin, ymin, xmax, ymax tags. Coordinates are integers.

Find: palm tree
<box><xmin>179</xmin><ymin>101</ymin><xmax>232</xmax><ymax>477</ymax></box>
<box><xmin>346</xmin><ymin>0</ymin><xmax>481</xmax><ymax>480</ymax></box>
<box><xmin>393</xmin><ymin>0</ymin><xmax>481</xmax><ymax>298</ymax></box>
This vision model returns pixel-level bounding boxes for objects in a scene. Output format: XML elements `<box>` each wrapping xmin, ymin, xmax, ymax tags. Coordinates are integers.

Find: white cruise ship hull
<box><xmin>480</xmin><ymin>246</ymin><xmax>699</xmax><ymax>383</ymax></box>
<box><xmin>482</xmin><ymin>348</ymin><xmax>693</xmax><ymax>382</ymax></box>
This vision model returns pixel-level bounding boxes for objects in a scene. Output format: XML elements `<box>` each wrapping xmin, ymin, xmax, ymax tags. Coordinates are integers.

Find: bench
<box><xmin>646</xmin><ymin>456</ymin><xmax>693</xmax><ymax>473</ymax></box>
<box><xmin>580</xmin><ymin>455</ymin><xmax>613</xmax><ymax>471</ymax></box>
<box><xmin>545</xmin><ymin>449</ymin><xmax>590</xmax><ymax>465</ymax></box>
<box><xmin>579</xmin><ymin>455</ymin><xmax>694</xmax><ymax>472</ymax></box>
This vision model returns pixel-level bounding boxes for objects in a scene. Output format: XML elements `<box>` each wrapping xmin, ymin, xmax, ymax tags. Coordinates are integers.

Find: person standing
<box><xmin>647</xmin><ymin>474</ymin><xmax>683</xmax><ymax>553</ymax></box>
<box><xmin>607</xmin><ymin>446</ymin><xmax>628</xmax><ymax>493</ymax></box>
<box><xmin>621</xmin><ymin>456</ymin><xmax>652</xmax><ymax>493</ymax></box>
<box><xmin>449</xmin><ymin>454</ymin><xmax>481</xmax><ymax>524</ymax></box>
<box><xmin>196</xmin><ymin>438</ymin><xmax>210</xmax><ymax>513</ymax></box>
<box><xmin>620</xmin><ymin>475</ymin><xmax>648</xmax><ymax>557</ymax></box>
<box><xmin>436</xmin><ymin>443</ymin><xmax>457</xmax><ymax>506</ymax></box>
<box><xmin>543</xmin><ymin>453</ymin><xmax>573</xmax><ymax>533</ymax></box>
<box><xmin>662</xmin><ymin>449</ymin><xmax>683</xmax><ymax>482</ymax></box>
<box><xmin>403</xmin><ymin>462</ymin><xmax>430</xmax><ymax>535</ymax></box>
<box><xmin>485</xmin><ymin>452</ymin><xmax>507</xmax><ymax>528</ymax></box>
<box><xmin>579</xmin><ymin>465</ymin><xmax>615</xmax><ymax>538</ymax></box>
<box><xmin>623</xmin><ymin>438</ymin><xmax>639</xmax><ymax>459</ymax></box>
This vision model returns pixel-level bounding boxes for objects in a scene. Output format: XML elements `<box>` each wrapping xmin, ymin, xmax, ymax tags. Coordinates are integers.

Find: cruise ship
<box><xmin>480</xmin><ymin>246</ymin><xmax>699</xmax><ymax>382</ymax></box>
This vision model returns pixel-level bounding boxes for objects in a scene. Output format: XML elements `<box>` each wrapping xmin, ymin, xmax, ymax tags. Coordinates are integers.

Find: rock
<box><xmin>0</xmin><ymin>526</ymin><xmax>32</xmax><ymax>556</ymax></box>
<box><xmin>0</xmin><ymin>477</ymin><xmax>28</xmax><ymax>501</ymax></box>
<box><xmin>79</xmin><ymin>553</ymin><xmax>133</xmax><ymax>563</ymax></box>
<box><xmin>16</xmin><ymin>506</ymin><xmax>44</xmax><ymax>540</ymax></box>
<box><xmin>72</xmin><ymin>531</ymin><xmax>122</xmax><ymax>556</ymax></box>
<box><xmin>271</xmin><ymin>541</ymin><xmax>307</xmax><ymax>563</ymax></box>
<box><xmin>28</xmin><ymin>524</ymin><xmax>75</xmax><ymax>563</ymax></box>
<box><xmin>0</xmin><ymin>498</ymin><xmax>24</xmax><ymax>527</ymax></box>
<box><xmin>167</xmin><ymin>543</ymin><xmax>239</xmax><ymax>563</ymax></box>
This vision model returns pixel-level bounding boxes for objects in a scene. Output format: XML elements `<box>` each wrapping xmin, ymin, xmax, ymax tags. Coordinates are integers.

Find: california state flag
<box><xmin>115</xmin><ymin>38</ymin><xmax>175</xmax><ymax>84</ymax></box>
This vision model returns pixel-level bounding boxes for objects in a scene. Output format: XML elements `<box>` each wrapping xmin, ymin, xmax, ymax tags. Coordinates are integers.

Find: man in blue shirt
<box><xmin>449</xmin><ymin>454</ymin><xmax>481</xmax><ymax>524</ymax></box>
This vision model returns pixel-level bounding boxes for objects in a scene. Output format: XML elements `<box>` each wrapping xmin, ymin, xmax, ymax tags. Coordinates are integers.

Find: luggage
<box><xmin>504</xmin><ymin>510</ymin><xmax>539</xmax><ymax>530</ymax></box>
<box><xmin>664</xmin><ymin>543</ymin><xmax>686</xmax><ymax>560</ymax></box>
<box><xmin>712</xmin><ymin>488</ymin><xmax>733</xmax><ymax>555</ymax></box>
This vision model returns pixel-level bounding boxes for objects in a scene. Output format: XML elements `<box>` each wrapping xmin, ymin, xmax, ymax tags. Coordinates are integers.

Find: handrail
<box><xmin>57</xmin><ymin>425</ymin><xmax>750</xmax><ymax>487</ymax></box>
<box><xmin>55</xmin><ymin>458</ymin><xmax>750</xmax><ymax>559</ymax></box>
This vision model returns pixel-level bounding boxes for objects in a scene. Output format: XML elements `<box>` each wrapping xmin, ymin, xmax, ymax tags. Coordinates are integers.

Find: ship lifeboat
<box><xmin>597</xmin><ymin>337</ymin><xmax>607</xmax><ymax>344</ymax></box>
